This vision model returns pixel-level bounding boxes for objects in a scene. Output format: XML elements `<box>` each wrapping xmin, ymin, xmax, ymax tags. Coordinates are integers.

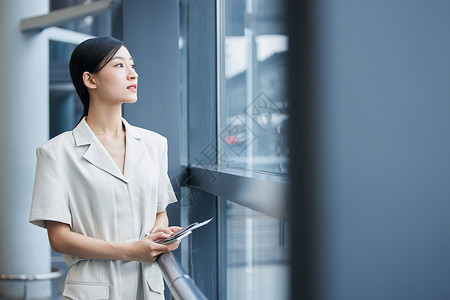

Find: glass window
<box><xmin>221</xmin><ymin>198</ymin><xmax>289</xmax><ymax>300</ymax></box>
<box><xmin>50</xmin><ymin>0</ymin><xmax>111</xmax><ymax>36</ymax></box>
<box><xmin>178</xmin><ymin>1</ymin><xmax>290</xmax><ymax>299</ymax></box>
<box><xmin>49</xmin><ymin>41</ymin><xmax>81</xmax><ymax>138</ymax></box>
<box><xmin>179</xmin><ymin>0</ymin><xmax>188</xmax><ymax>166</ymax></box>
<box><xmin>49</xmin><ymin>0</ymin><xmax>114</xmax><ymax>138</ymax></box>
<box><xmin>217</xmin><ymin>0</ymin><xmax>289</xmax><ymax>175</ymax></box>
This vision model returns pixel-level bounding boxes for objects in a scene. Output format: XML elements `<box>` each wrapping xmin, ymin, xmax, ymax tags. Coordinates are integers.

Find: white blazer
<box><xmin>30</xmin><ymin>118</ymin><xmax>177</xmax><ymax>300</ymax></box>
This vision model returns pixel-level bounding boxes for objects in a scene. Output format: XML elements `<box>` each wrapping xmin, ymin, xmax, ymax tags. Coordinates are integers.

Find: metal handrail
<box><xmin>157</xmin><ymin>252</ymin><xmax>208</xmax><ymax>300</ymax></box>
<box><xmin>0</xmin><ymin>267</ymin><xmax>64</xmax><ymax>300</ymax></box>
<box><xmin>0</xmin><ymin>266</ymin><xmax>64</xmax><ymax>282</ymax></box>
<box><xmin>1</xmin><ymin>256</ymin><xmax>205</xmax><ymax>300</ymax></box>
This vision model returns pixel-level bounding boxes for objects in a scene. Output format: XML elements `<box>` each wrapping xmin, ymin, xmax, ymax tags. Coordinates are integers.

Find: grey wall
<box><xmin>315</xmin><ymin>1</ymin><xmax>450</xmax><ymax>299</ymax></box>
<box><xmin>122</xmin><ymin>0</ymin><xmax>180</xmax><ymax>178</ymax></box>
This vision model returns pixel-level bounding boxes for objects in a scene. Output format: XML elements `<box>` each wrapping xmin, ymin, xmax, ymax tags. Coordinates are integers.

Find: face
<box><xmin>87</xmin><ymin>46</ymin><xmax>138</xmax><ymax>105</ymax></box>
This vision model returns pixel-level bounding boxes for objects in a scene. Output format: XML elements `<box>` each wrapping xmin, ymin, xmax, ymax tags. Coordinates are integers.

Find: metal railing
<box><xmin>156</xmin><ymin>252</ymin><xmax>208</xmax><ymax>300</ymax></box>
<box><xmin>1</xmin><ymin>254</ymin><xmax>206</xmax><ymax>300</ymax></box>
<box><xmin>0</xmin><ymin>267</ymin><xmax>64</xmax><ymax>300</ymax></box>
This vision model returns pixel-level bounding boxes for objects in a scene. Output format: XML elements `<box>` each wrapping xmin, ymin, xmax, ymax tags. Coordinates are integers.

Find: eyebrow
<box><xmin>111</xmin><ymin>56</ymin><xmax>134</xmax><ymax>62</ymax></box>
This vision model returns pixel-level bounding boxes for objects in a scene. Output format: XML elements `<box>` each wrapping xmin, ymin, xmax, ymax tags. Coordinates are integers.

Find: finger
<box><xmin>151</xmin><ymin>227</ymin><xmax>173</xmax><ymax>235</ymax></box>
<box><xmin>147</xmin><ymin>231</ymin><xmax>171</xmax><ymax>242</ymax></box>
<box><xmin>148</xmin><ymin>238</ymin><xmax>174</xmax><ymax>252</ymax></box>
<box><xmin>161</xmin><ymin>227</ymin><xmax>175</xmax><ymax>235</ymax></box>
<box><xmin>166</xmin><ymin>240</ymin><xmax>181</xmax><ymax>251</ymax></box>
<box><xmin>169</xmin><ymin>226</ymin><xmax>183</xmax><ymax>233</ymax></box>
<box><xmin>146</xmin><ymin>258</ymin><xmax>156</xmax><ymax>264</ymax></box>
<box><xmin>155</xmin><ymin>227</ymin><xmax>175</xmax><ymax>235</ymax></box>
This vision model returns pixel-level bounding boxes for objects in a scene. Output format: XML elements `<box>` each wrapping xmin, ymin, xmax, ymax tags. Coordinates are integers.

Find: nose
<box><xmin>128</xmin><ymin>66</ymin><xmax>138</xmax><ymax>80</ymax></box>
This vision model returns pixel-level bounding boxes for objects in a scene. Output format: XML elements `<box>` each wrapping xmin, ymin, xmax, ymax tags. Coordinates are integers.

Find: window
<box><xmin>217</xmin><ymin>0</ymin><xmax>289</xmax><ymax>175</ymax></box>
<box><xmin>221</xmin><ymin>199</ymin><xmax>289</xmax><ymax>300</ymax></box>
<box><xmin>49</xmin><ymin>41</ymin><xmax>80</xmax><ymax>138</ymax></box>
<box><xmin>179</xmin><ymin>0</ymin><xmax>290</xmax><ymax>299</ymax></box>
<box><xmin>49</xmin><ymin>0</ymin><xmax>115</xmax><ymax>137</ymax></box>
<box><xmin>216</xmin><ymin>2</ymin><xmax>290</xmax><ymax>295</ymax></box>
<box><xmin>50</xmin><ymin>0</ymin><xmax>111</xmax><ymax>36</ymax></box>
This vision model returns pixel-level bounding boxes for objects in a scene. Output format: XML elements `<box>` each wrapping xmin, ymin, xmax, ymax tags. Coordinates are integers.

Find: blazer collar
<box><xmin>72</xmin><ymin>118</ymin><xmax>146</xmax><ymax>183</ymax></box>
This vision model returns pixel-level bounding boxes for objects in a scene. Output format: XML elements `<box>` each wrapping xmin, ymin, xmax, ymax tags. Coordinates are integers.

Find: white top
<box><xmin>29</xmin><ymin>118</ymin><xmax>177</xmax><ymax>299</ymax></box>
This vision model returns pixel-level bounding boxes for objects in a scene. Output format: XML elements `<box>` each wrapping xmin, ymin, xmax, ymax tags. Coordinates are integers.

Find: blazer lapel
<box><xmin>73</xmin><ymin>118</ymin><xmax>128</xmax><ymax>183</ymax></box>
<box><xmin>122</xmin><ymin>119</ymin><xmax>146</xmax><ymax>180</ymax></box>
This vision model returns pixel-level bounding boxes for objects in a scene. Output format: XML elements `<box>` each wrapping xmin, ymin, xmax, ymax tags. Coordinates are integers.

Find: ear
<box><xmin>82</xmin><ymin>71</ymin><xmax>97</xmax><ymax>89</ymax></box>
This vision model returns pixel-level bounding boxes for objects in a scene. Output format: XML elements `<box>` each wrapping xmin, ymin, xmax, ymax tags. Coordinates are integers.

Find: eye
<box><xmin>132</xmin><ymin>64</ymin><xmax>136</xmax><ymax>69</ymax></box>
<box><xmin>115</xmin><ymin>63</ymin><xmax>124</xmax><ymax>68</ymax></box>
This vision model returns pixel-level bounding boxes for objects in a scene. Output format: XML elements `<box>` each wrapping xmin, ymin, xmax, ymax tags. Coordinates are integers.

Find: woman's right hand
<box><xmin>46</xmin><ymin>220</ymin><xmax>179</xmax><ymax>263</ymax></box>
<box><xmin>130</xmin><ymin>231</ymin><xmax>180</xmax><ymax>263</ymax></box>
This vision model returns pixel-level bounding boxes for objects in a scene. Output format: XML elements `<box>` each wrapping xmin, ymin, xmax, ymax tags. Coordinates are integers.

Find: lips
<box><xmin>127</xmin><ymin>84</ymin><xmax>137</xmax><ymax>91</ymax></box>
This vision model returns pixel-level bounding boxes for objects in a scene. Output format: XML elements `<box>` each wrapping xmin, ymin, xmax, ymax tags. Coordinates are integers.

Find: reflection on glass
<box><xmin>49</xmin><ymin>41</ymin><xmax>81</xmax><ymax>138</ymax></box>
<box><xmin>179</xmin><ymin>0</ymin><xmax>188</xmax><ymax>166</ymax></box>
<box><xmin>222</xmin><ymin>199</ymin><xmax>289</xmax><ymax>300</ymax></box>
<box><xmin>50</xmin><ymin>0</ymin><xmax>108</xmax><ymax>36</ymax></box>
<box><xmin>218</xmin><ymin>0</ymin><xmax>289</xmax><ymax>175</ymax></box>
<box><xmin>49</xmin><ymin>0</ymin><xmax>111</xmax><ymax>138</ymax></box>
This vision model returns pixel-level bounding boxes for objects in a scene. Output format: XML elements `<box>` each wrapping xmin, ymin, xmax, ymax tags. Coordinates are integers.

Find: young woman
<box><xmin>30</xmin><ymin>37</ymin><xmax>180</xmax><ymax>299</ymax></box>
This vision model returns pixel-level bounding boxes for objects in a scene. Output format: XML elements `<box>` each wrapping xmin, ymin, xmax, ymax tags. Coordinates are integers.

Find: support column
<box><xmin>0</xmin><ymin>0</ymin><xmax>52</xmax><ymax>298</ymax></box>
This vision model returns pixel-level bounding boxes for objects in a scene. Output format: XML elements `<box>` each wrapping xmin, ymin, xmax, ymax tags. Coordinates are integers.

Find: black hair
<box><xmin>69</xmin><ymin>37</ymin><xmax>124</xmax><ymax>122</ymax></box>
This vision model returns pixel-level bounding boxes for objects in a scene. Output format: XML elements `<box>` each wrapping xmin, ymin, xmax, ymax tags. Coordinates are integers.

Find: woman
<box><xmin>30</xmin><ymin>37</ymin><xmax>180</xmax><ymax>299</ymax></box>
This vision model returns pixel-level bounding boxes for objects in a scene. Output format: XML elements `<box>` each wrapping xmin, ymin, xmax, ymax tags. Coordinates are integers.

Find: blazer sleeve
<box><xmin>157</xmin><ymin>139</ymin><xmax>177</xmax><ymax>213</ymax></box>
<box><xmin>29</xmin><ymin>145</ymin><xmax>71</xmax><ymax>229</ymax></box>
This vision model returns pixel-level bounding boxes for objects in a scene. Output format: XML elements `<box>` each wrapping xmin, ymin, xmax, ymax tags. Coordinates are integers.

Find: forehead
<box><xmin>112</xmin><ymin>46</ymin><xmax>133</xmax><ymax>60</ymax></box>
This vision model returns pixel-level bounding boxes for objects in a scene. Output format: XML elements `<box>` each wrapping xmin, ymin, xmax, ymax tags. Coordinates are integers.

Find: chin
<box><xmin>124</xmin><ymin>98</ymin><xmax>138</xmax><ymax>104</ymax></box>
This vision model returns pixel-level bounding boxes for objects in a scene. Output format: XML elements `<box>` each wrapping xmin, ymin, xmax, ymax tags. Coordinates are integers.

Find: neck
<box><xmin>85</xmin><ymin>104</ymin><xmax>124</xmax><ymax>136</ymax></box>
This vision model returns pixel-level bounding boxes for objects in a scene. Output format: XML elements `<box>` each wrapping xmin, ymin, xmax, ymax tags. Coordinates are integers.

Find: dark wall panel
<box><xmin>122</xmin><ymin>0</ymin><xmax>180</xmax><ymax>178</ymax></box>
<box><xmin>314</xmin><ymin>1</ymin><xmax>450</xmax><ymax>299</ymax></box>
